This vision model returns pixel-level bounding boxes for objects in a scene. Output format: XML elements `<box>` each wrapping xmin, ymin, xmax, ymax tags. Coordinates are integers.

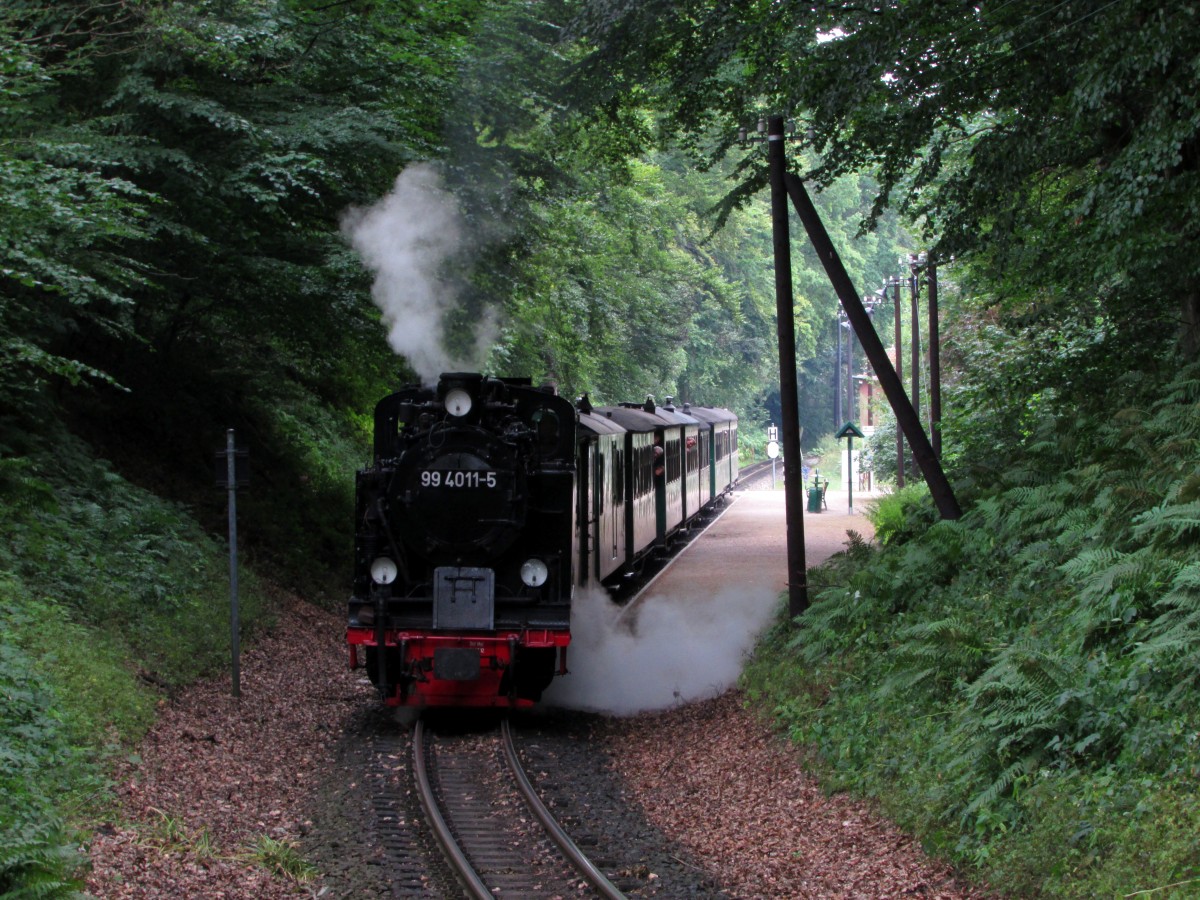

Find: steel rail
<box><xmin>411</xmin><ymin>719</ymin><xmax>492</xmax><ymax>900</ymax></box>
<box><xmin>501</xmin><ymin>719</ymin><xmax>627</xmax><ymax>900</ymax></box>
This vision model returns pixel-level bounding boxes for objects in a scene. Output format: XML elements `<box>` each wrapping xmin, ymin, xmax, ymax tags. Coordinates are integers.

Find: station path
<box><xmin>544</xmin><ymin>484</ymin><xmax>881</xmax><ymax>713</ymax></box>
<box><xmin>628</xmin><ymin>484</ymin><xmax>879</xmax><ymax>616</ymax></box>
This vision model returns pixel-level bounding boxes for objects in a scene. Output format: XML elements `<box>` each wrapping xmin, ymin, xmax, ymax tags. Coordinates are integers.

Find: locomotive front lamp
<box><xmin>370</xmin><ymin>557</ymin><xmax>399</xmax><ymax>585</ymax></box>
<box><xmin>520</xmin><ymin>558</ymin><xmax>549</xmax><ymax>588</ymax></box>
<box><xmin>443</xmin><ymin>387</ymin><xmax>473</xmax><ymax>418</ymax></box>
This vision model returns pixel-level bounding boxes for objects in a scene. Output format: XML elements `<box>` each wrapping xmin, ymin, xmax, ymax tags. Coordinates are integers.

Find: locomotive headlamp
<box><xmin>370</xmin><ymin>557</ymin><xmax>399</xmax><ymax>585</ymax></box>
<box><xmin>519</xmin><ymin>558</ymin><xmax>549</xmax><ymax>588</ymax></box>
<box><xmin>443</xmin><ymin>387</ymin><xmax>473</xmax><ymax>418</ymax></box>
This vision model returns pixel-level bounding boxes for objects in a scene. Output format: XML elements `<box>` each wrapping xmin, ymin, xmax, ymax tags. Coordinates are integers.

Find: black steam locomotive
<box><xmin>347</xmin><ymin>372</ymin><xmax>738</xmax><ymax>708</ymax></box>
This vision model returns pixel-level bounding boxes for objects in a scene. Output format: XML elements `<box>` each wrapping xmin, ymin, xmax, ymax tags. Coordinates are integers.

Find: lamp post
<box><xmin>834</xmin><ymin>309</ymin><xmax>843</xmax><ymax>428</ymax></box>
<box><xmin>846</xmin><ymin>307</ymin><xmax>854</xmax><ymax>425</ymax></box>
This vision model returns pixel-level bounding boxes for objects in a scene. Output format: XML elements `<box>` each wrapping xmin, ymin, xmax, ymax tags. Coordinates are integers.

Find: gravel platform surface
<box><xmin>85</xmin><ymin>490</ymin><xmax>992</xmax><ymax>898</ymax></box>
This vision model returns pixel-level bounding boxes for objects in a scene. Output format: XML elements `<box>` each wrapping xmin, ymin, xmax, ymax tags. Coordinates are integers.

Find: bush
<box><xmin>743</xmin><ymin>362</ymin><xmax>1200</xmax><ymax>895</ymax></box>
<box><xmin>865</xmin><ymin>482</ymin><xmax>933</xmax><ymax>546</ymax></box>
<box><xmin>0</xmin><ymin>599</ymin><xmax>88</xmax><ymax>898</ymax></box>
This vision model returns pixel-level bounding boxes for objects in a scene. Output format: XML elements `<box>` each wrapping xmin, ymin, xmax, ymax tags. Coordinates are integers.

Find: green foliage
<box><xmin>0</xmin><ymin>595</ymin><xmax>88</xmax><ymax>899</ymax></box>
<box><xmin>0</xmin><ymin>0</ymin><xmax>443</xmax><ymax>579</ymax></box>
<box><xmin>865</xmin><ymin>483</ymin><xmax>933</xmax><ymax>546</ymax></box>
<box><xmin>744</xmin><ymin>361</ymin><xmax>1200</xmax><ymax>893</ymax></box>
<box><xmin>3</xmin><ymin>438</ymin><xmax>268</xmax><ymax>691</ymax></box>
<box><xmin>570</xmin><ymin>0</ymin><xmax>1200</xmax><ymax>355</ymax></box>
<box><xmin>488</xmin><ymin>152</ymin><xmax>779</xmax><ymax>414</ymax></box>
<box><xmin>0</xmin><ymin>24</ymin><xmax>153</xmax><ymax>429</ymax></box>
<box><xmin>11</xmin><ymin>3</ymin><xmax>1200</xmax><ymax>896</ymax></box>
<box><xmin>0</xmin><ymin>818</ymin><xmax>83</xmax><ymax>899</ymax></box>
<box><xmin>0</xmin><ymin>436</ymin><xmax>276</xmax><ymax>893</ymax></box>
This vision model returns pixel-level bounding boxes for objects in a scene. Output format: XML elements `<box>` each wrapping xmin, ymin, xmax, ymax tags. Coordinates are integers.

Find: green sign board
<box><xmin>835</xmin><ymin>421</ymin><xmax>865</xmax><ymax>440</ymax></box>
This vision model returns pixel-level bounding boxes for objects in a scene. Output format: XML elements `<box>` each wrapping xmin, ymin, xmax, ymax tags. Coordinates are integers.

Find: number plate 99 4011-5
<box><xmin>420</xmin><ymin>470</ymin><xmax>498</xmax><ymax>489</ymax></box>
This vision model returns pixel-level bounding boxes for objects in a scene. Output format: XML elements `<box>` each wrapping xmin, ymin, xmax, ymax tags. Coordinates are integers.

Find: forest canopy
<box><xmin>569</xmin><ymin>0</ymin><xmax>1200</xmax><ymax>355</ymax></box>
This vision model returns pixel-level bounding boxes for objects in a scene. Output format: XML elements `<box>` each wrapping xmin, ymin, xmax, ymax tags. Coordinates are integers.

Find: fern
<box><xmin>1060</xmin><ymin>547</ymin><xmax>1124</xmax><ymax>581</ymax></box>
<box><xmin>882</xmin><ymin>617</ymin><xmax>989</xmax><ymax>694</ymax></box>
<box><xmin>963</xmin><ymin>640</ymin><xmax>1084</xmax><ymax>758</ymax></box>
<box><xmin>0</xmin><ymin>818</ymin><xmax>82</xmax><ymax>899</ymax></box>
<box><xmin>1132</xmin><ymin>500</ymin><xmax>1200</xmax><ymax>545</ymax></box>
<box><xmin>962</xmin><ymin>753</ymin><xmax>1043</xmax><ymax>820</ymax></box>
<box><xmin>790</xmin><ymin>587</ymin><xmax>890</xmax><ymax>664</ymax></box>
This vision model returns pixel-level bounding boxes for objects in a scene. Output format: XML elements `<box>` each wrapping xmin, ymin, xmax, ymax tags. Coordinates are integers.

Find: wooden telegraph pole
<box><xmin>766</xmin><ymin>116</ymin><xmax>810</xmax><ymax>616</ymax></box>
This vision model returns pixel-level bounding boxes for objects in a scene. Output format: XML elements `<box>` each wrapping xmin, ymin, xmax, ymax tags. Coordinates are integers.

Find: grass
<box><xmin>0</xmin><ymin>384</ymin><xmax>370</xmax><ymax>895</ymax></box>
<box><xmin>246</xmin><ymin>835</ymin><xmax>318</xmax><ymax>884</ymax></box>
<box><xmin>135</xmin><ymin>813</ymin><xmax>314</xmax><ymax>884</ymax></box>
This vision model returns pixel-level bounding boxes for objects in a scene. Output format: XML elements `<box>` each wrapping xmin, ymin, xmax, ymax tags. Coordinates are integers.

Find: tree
<box><xmin>0</xmin><ymin>23</ymin><xmax>152</xmax><ymax>438</ymax></box>
<box><xmin>568</xmin><ymin>0</ymin><xmax>1200</xmax><ymax>357</ymax></box>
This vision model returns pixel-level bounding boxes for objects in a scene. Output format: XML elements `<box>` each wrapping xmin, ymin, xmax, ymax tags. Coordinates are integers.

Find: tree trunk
<box><xmin>1183</xmin><ymin>290</ymin><xmax>1200</xmax><ymax>359</ymax></box>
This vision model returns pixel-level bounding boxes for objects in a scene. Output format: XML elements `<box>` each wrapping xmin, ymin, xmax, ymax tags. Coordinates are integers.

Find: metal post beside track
<box><xmin>225</xmin><ymin>429</ymin><xmax>241</xmax><ymax>699</ymax></box>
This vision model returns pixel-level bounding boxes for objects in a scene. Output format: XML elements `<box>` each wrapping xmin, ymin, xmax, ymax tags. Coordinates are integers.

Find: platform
<box><xmin>543</xmin><ymin>489</ymin><xmax>879</xmax><ymax>714</ymax></box>
<box><xmin>630</xmin><ymin>487</ymin><xmax>878</xmax><ymax>605</ymax></box>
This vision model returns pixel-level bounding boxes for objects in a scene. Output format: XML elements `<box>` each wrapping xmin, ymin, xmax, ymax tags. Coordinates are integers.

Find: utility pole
<box><xmin>910</xmin><ymin>254</ymin><xmax>922</xmax><ymax>424</ymax></box>
<box><xmin>892</xmin><ymin>276</ymin><xmax>905</xmax><ymax>488</ymax></box>
<box><xmin>765</xmin><ymin>115</ymin><xmax>810</xmax><ymax>615</ymax></box>
<box><xmin>928</xmin><ymin>261</ymin><xmax>942</xmax><ymax>458</ymax></box>
<box><xmin>783</xmin><ymin>173</ymin><xmax>961</xmax><ymax>519</ymax></box>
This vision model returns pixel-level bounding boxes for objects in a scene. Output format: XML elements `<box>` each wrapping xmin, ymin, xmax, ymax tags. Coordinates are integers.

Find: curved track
<box><xmin>413</xmin><ymin>718</ymin><xmax>627</xmax><ymax>900</ymax></box>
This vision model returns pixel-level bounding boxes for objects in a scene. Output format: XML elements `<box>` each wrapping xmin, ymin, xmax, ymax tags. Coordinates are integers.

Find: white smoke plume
<box><xmin>542</xmin><ymin>584</ymin><xmax>782</xmax><ymax>716</ymax></box>
<box><xmin>341</xmin><ymin>163</ymin><xmax>497</xmax><ymax>385</ymax></box>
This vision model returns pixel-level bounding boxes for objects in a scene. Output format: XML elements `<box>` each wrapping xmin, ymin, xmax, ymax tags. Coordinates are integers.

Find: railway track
<box><xmin>404</xmin><ymin>718</ymin><xmax>627</xmax><ymax>899</ymax></box>
<box><xmin>736</xmin><ymin>458</ymin><xmax>781</xmax><ymax>487</ymax></box>
<box><xmin>353</xmin><ymin>709</ymin><xmax>727</xmax><ymax>897</ymax></box>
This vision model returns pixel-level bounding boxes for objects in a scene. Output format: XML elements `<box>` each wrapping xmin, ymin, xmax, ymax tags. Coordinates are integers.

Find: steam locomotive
<box><xmin>346</xmin><ymin>372</ymin><xmax>738</xmax><ymax>708</ymax></box>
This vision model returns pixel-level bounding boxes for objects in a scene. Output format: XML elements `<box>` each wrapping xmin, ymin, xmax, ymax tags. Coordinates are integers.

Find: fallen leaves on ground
<box><xmin>85</xmin><ymin>592</ymin><xmax>373</xmax><ymax>898</ymax></box>
<box><xmin>599</xmin><ymin>692</ymin><xmax>994</xmax><ymax>899</ymax></box>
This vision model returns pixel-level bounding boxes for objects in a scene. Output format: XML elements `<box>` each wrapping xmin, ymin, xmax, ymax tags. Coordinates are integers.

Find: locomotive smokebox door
<box><xmin>433</xmin><ymin>567</ymin><xmax>495</xmax><ymax>630</ymax></box>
